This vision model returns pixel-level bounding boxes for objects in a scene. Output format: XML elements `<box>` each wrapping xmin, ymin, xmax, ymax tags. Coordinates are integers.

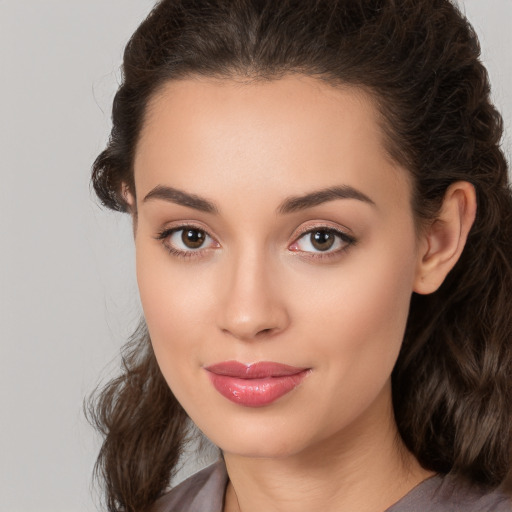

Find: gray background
<box><xmin>1</xmin><ymin>1</ymin><xmax>510</xmax><ymax>511</ymax></box>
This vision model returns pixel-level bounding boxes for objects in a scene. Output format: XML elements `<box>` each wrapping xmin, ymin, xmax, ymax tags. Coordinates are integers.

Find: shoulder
<box><xmin>150</xmin><ymin>460</ymin><xmax>228</xmax><ymax>512</ymax></box>
<box><xmin>388</xmin><ymin>474</ymin><xmax>512</xmax><ymax>512</ymax></box>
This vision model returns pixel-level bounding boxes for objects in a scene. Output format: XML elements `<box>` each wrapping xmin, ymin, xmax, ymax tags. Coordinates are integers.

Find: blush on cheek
<box><xmin>327</xmin><ymin>257</ymin><xmax>413</xmax><ymax>372</ymax></box>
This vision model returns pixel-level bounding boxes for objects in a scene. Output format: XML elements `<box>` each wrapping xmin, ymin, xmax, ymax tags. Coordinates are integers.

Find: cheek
<box><xmin>293</xmin><ymin>239</ymin><xmax>415</xmax><ymax>342</ymax></box>
<box><xmin>345</xmin><ymin>248</ymin><xmax>414</xmax><ymax>344</ymax></box>
<box><xmin>135</xmin><ymin>248</ymin><xmax>235</xmax><ymax>426</ymax></box>
<box><xmin>290</xmin><ymin>238</ymin><xmax>417</xmax><ymax>397</ymax></box>
<box><xmin>280</xmin><ymin>250</ymin><xmax>416</xmax><ymax>442</ymax></box>
<box><xmin>135</xmin><ymin>245</ymin><xmax>213</xmax><ymax>374</ymax></box>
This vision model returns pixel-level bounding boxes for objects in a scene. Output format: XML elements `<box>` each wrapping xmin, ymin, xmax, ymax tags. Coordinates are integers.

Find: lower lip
<box><xmin>206</xmin><ymin>370</ymin><xmax>309</xmax><ymax>407</ymax></box>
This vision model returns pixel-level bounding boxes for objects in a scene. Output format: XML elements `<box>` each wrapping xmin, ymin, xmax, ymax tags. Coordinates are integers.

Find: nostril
<box><xmin>256</xmin><ymin>328</ymin><xmax>273</xmax><ymax>337</ymax></box>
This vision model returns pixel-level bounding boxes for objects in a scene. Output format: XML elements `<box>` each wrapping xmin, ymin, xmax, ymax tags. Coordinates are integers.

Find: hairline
<box><xmin>131</xmin><ymin>71</ymin><xmax>421</xmax><ymax>230</ymax></box>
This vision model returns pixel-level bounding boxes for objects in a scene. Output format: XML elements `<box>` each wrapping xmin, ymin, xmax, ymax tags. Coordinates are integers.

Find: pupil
<box><xmin>182</xmin><ymin>229</ymin><xmax>205</xmax><ymax>249</ymax></box>
<box><xmin>311</xmin><ymin>230</ymin><xmax>334</xmax><ymax>251</ymax></box>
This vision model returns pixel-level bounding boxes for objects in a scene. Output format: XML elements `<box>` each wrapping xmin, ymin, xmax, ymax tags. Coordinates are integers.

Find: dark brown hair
<box><xmin>89</xmin><ymin>0</ymin><xmax>512</xmax><ymax>510</ymax></box>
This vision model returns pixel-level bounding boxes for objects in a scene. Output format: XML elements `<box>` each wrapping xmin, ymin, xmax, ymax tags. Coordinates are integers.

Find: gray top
<box><xmin>151</xmin><ymin>460</ymin><xmax>511</xmax><ymax>512</ymax></box>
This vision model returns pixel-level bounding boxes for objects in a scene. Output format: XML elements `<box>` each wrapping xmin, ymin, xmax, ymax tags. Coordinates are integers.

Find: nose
<box><xmin>216</xmin><ymin>250</ymin><xmax>290</xmax><ymax>341</ymax></box>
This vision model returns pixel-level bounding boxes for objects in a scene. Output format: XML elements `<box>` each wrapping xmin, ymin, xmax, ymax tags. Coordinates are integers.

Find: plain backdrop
<box><xmin>1</xmin><ymin>1</ymin><xmax>510</xmax><ymax>511</ymax></box>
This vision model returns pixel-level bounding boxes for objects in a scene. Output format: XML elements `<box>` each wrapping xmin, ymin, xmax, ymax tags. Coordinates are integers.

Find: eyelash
<box><xmin>155</xmin><ymin>224</ymin><xmax>357</xmax><ymax>261</ymax></box>
<box><xmin>155</xmin><ymin>224</ymin><xmax>217</xmax><ymax>260</ymax></box>
<box><xmin>289</xmin><ymin>225</ymin><xmax>357</xmax><ymax>261</ymax></box>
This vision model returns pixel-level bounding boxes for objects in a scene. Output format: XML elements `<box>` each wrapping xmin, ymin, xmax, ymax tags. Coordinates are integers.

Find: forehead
<box><xmin>134</xmin><ymin>75</ymin><xmax>411</xmax><ymax>210</ymax></box>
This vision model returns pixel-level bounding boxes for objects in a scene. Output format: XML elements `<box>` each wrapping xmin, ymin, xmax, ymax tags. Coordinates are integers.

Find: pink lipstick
<box><xmin>204</xmin><ymin>361</ymin><xmax>310</xmax><ymax>407</ymax></box>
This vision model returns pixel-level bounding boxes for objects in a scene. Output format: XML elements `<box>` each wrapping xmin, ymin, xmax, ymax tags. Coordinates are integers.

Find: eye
<box><xmin>289</xmin><ymin>228</ymin><xmax>355</xmax><ymax>255</ymax></box>
<box><xmin>156</xmin><ymin>225</ymin><xmax>219</xmax><ymax>257</ymax></box>
<box><xmin>174</xmin><ymin>228</ymin><xmax>208</xmax><ymax>249</ymax></box>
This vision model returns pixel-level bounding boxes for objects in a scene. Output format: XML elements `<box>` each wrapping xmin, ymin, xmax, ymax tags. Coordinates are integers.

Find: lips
<box><xmin>204</xmin><ymin>361</ymin><xmax>310</xmax><ymax>407</ymax></box>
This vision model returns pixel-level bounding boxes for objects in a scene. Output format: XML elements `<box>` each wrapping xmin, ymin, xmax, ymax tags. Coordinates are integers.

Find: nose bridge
<box><xmin>217</xmin><ymin>243</ymin><xmax>288</xmax><ymax>340</ymax></box>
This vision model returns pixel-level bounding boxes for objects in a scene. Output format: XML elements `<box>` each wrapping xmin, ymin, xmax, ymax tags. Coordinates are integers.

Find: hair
<box><xmin>88</xmin><ymin>0</ymin><xmax>512</xmax><ymax>510</ymax></box>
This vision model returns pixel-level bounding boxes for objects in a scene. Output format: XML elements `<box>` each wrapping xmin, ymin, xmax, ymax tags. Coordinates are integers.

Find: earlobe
<box><xmin>413</xmin><ymin>181</ymin><xmax>477</xmax><ymax>295</ymax></box>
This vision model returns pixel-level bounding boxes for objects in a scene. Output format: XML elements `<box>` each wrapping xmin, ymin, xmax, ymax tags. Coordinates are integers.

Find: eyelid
<box><xmin>155</xmin><ymin>222</ymin><xmax>220</xmax><ymax>259</ymax></box>
<box><xmin>288</xmin><ymin>222</ymin><xmax>357</xmax><ymax>259</ymax></box>
<box><xmin>291</xmin><ymin>221</ymin><xmax>355</xmax><ymax>240</ymax></box>
<box><xmin>154</xmin><ymin>220</ymin><xmax>356</xmax><ymax>260</ymax></box>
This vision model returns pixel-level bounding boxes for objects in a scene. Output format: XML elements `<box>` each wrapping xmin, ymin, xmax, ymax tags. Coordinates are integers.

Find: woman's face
<box><xmin>133</xmin><ymin>76</ymin><xmax>424</xmax><ymax>458</ymax></box>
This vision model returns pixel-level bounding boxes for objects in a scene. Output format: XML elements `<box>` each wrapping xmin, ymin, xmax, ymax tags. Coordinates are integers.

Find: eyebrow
<box><xmin>277</xmin><ymin>185</ymin><xmax>375</xmax><ymax>214</ymax></box>
<box><xmin>143</xmin><ymin>185</ymin><xmax>219</xmax><ymax>214</ymax></box>
<box><xmin>142</xmin><ymin>184</ymin><xmax>375</xmax><ymax>215</ymax></box>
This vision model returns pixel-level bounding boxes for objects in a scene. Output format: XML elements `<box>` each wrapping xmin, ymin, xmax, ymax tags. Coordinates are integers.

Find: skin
<box><xmin>129</xmin><ymin>76</ymin><xmax>476</xmax><ymax>512</ymax></box>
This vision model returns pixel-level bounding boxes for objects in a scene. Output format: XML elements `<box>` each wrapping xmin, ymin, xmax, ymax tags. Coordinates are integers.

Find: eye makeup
<box><xmin>155</xmin><ymin>223</ymin><xmax>220</xmax><ymax>260</ymax></box>
<box><xmin>154</xmin><ymin>220</ymin><xmax>357</xmax><ymax>262</ymax></box>
<box><xmin>288</xmin><ymin>223</ymin><xmax>357</xmax><ymax>261</ymax></box>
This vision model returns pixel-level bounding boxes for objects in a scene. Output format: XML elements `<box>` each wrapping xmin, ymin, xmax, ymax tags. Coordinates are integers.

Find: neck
<box><xmin>222</xmin><ymin>384</ymin><xmax>433</xmax><ymax>512</ymax></box>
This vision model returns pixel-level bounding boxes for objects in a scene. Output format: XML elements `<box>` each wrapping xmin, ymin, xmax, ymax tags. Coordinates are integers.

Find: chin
<box><xmin>195</xmin><ymin>414</ymin><xmax>316</xmax><ymax>460</ymax></box>
<box><xmin>219</xmin><ymin>439</ymin><xmax>302</xmax><ymax>459</ymax></box>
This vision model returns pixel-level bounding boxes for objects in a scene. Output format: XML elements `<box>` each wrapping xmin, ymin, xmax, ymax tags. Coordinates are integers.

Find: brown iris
<box><xmin>311</xmin><ymin>230</ymin><xmax>335</xmax><ymax>251</ymax></box>
<box><xmin>181</xmin><ymin>229</ymin><xmax>206</xmax><ymax>249</ymax></box>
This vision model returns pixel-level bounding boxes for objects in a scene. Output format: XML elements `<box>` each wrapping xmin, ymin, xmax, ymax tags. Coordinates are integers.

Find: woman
<box><xmin>89</xmin><ymin>0</ymin><xmax>512</xmax><ymax>511</ymax></box>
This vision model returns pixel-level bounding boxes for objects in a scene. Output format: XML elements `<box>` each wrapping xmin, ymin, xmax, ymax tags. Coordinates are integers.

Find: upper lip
<box><xmin>204</xmin><ymin>360</ymin><xmax>309</xmax><ymax>379</ymax></box>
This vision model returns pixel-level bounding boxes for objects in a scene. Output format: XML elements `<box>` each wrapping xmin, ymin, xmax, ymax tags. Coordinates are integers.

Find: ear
<box><xmin>121</xmin><ymin>182</ymin><xmax>136</xmax><ymax>213</ymax></box>
<box><xmin>413</xmin><ymin>181</ymin><xmax>477</xmax><ymax>295</ymax></box>
<box><xmin>121</xmin><ymin>182</ymin><xmax>138</xmax><ymax>236</ymax></box>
